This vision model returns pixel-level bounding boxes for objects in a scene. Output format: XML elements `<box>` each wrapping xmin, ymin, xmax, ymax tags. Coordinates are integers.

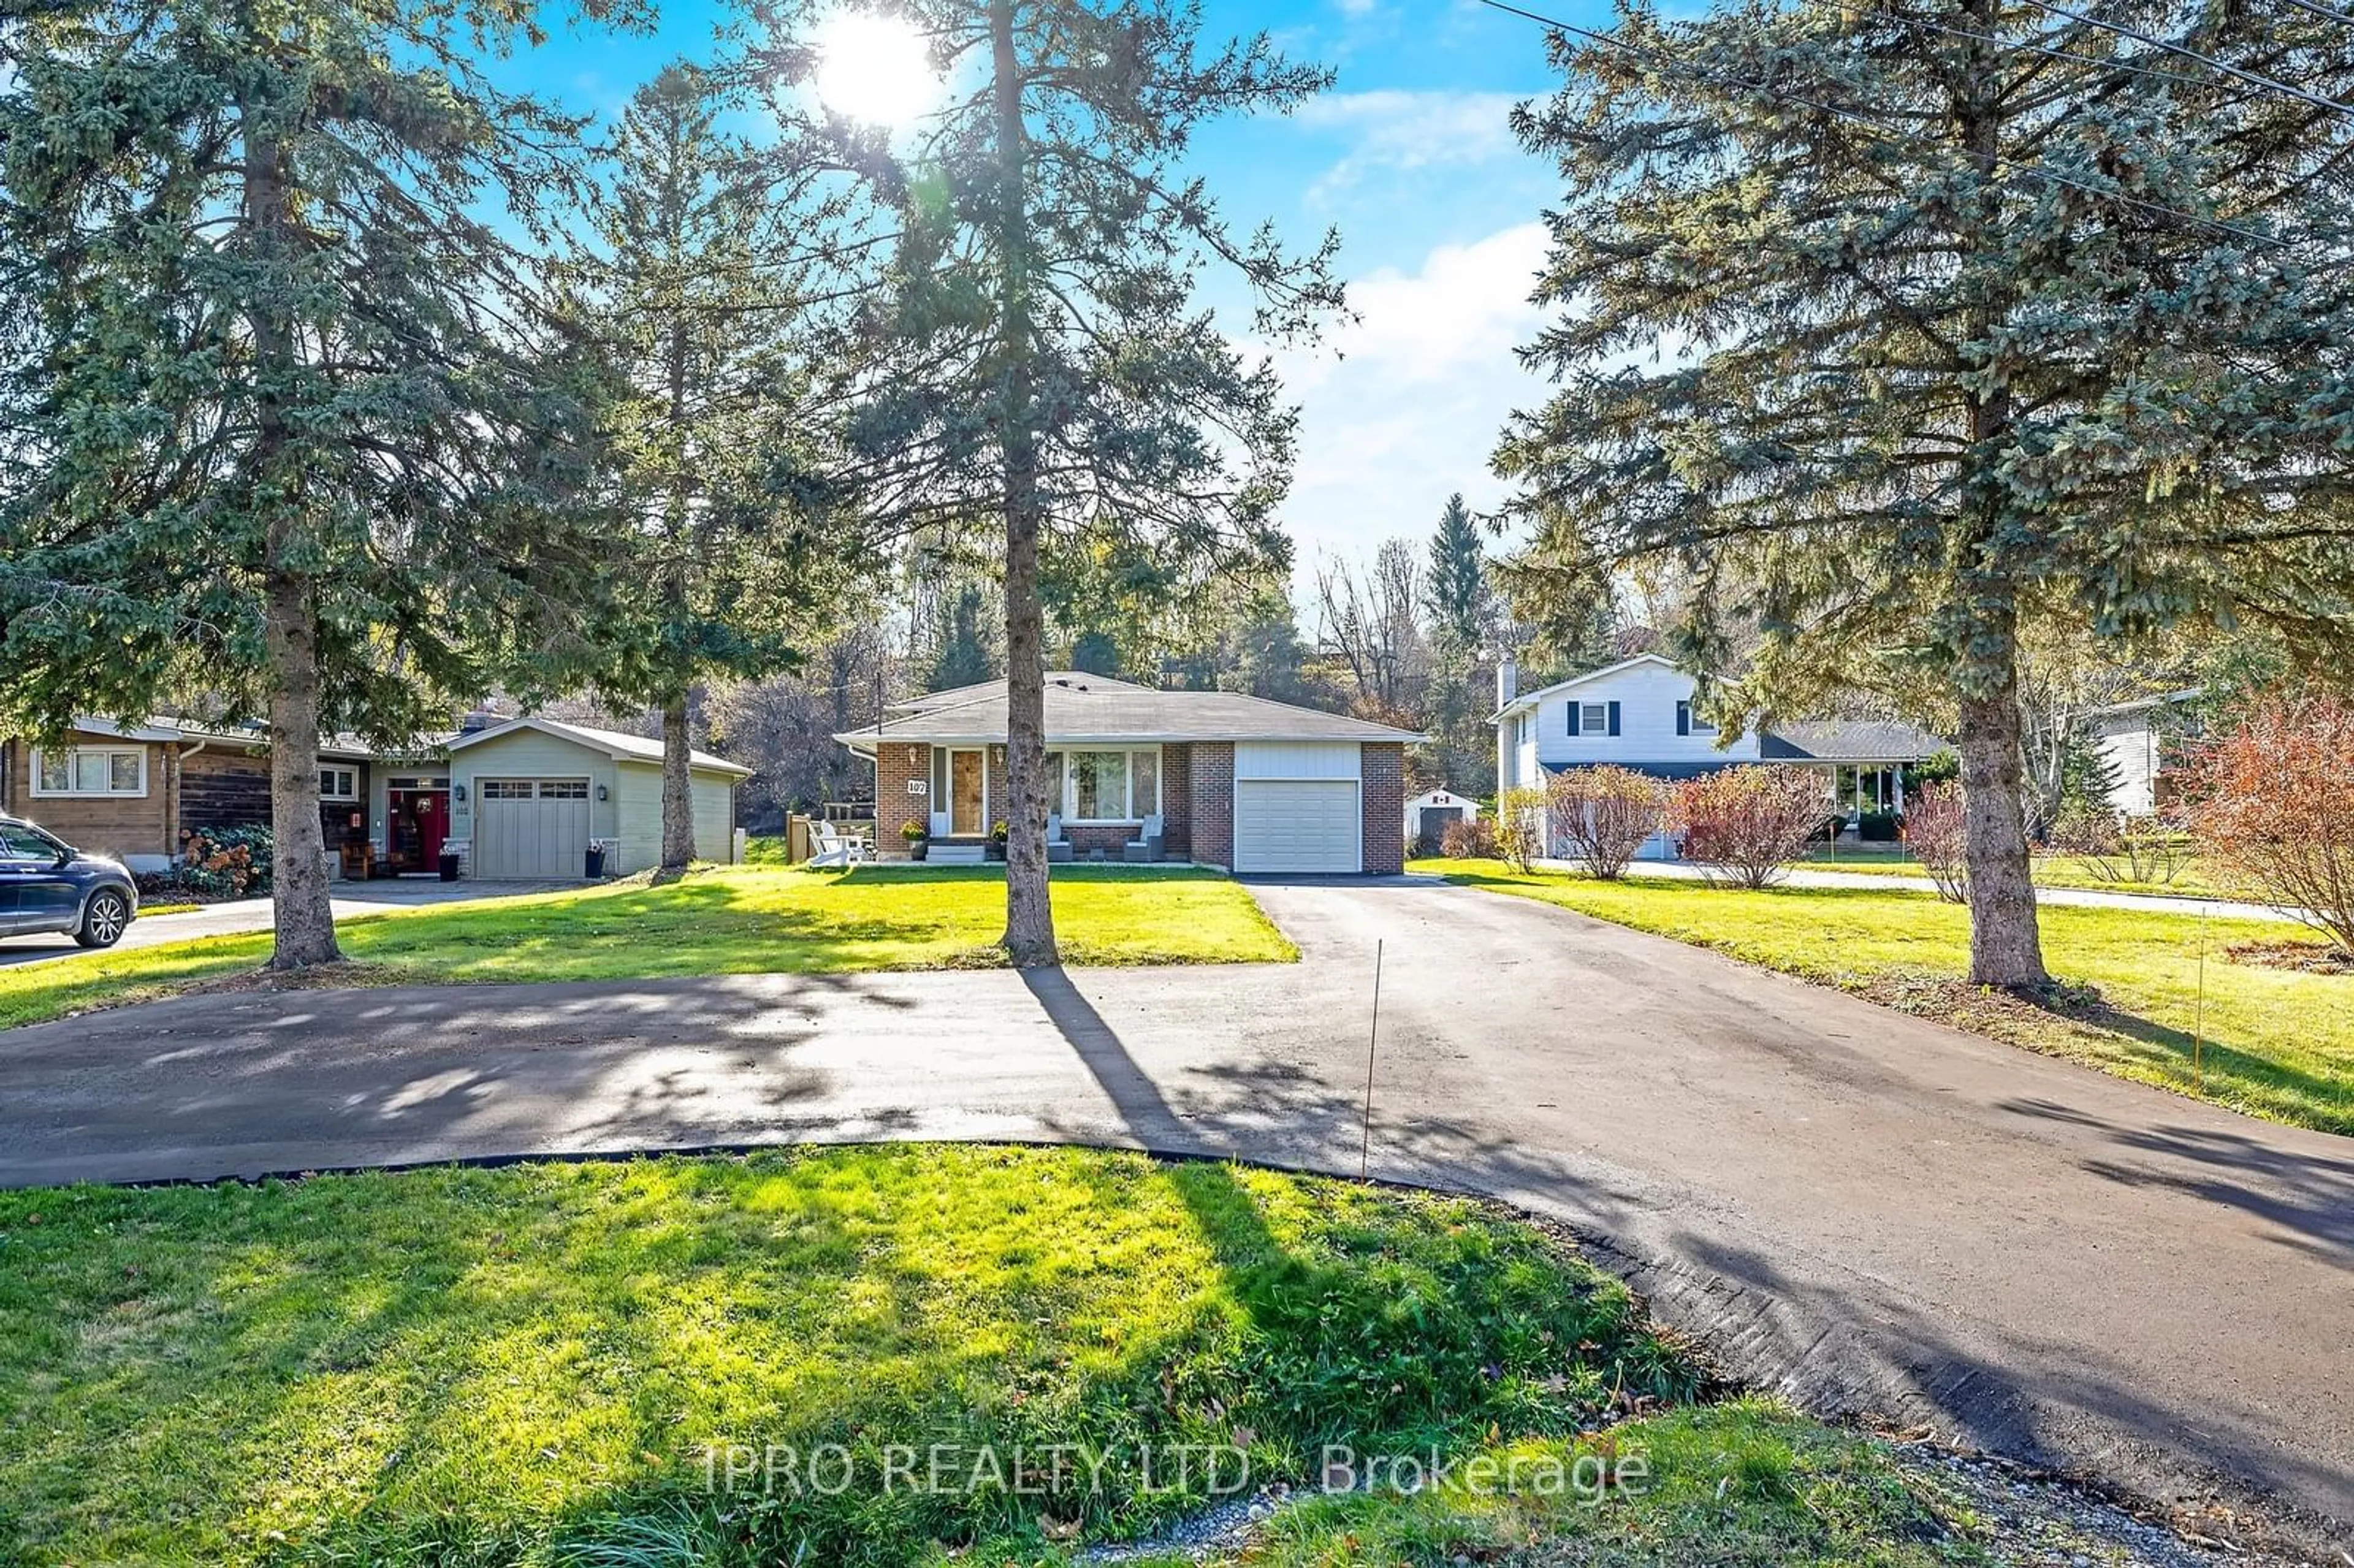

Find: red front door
<box><xmin>389</xmin><ymin>789</ymin><xmax>449</xmax><ymax>869</ymax></box>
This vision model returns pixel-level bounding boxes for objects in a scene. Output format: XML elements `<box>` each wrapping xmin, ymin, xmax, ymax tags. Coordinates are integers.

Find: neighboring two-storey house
<box><xmin>1493</xmin><ymin>654</ymin><xmax>1945</xmax><ymax>858</ymax></box>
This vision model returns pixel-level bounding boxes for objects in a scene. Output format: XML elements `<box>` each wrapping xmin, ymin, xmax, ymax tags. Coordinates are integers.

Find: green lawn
<box><xmin>0</xmin><ymin>1146</ymin><xmax>1995</xmax><ymax>1566</ymax></box>
<box><xmin>1419</xmin><ymin>859</ymin><xmax>2354</xmax><ymax>1136</ymax></box>
<box><xmin>0</xmin><ymin>865</ymin><xmax>1293</xmax><ymax>1032</ymax></box>
<box><xmin>1186</xmin><ymin>1400</ymin><xmax>1981</xmax><ymax>1567</ymax></box>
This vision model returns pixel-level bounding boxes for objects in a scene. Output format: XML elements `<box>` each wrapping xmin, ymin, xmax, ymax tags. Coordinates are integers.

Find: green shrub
<box><xmin>1857</xmin><ymin>810</ymin><xmax>1902</xmax><ymax>842</ymax></box>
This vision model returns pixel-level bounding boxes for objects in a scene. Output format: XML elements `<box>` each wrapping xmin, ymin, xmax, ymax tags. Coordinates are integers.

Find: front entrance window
<box><xmin>950</xmin><ymin>748</ymin><xmax>986</xmax><ymax>835</ymax></box>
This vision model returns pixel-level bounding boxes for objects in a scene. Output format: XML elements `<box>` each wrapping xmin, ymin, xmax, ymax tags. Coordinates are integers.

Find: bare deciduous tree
<box><xmin>1316</xmin><ymin>539</ymin><xmax>1429</xmax><ymax>726</ymax></box>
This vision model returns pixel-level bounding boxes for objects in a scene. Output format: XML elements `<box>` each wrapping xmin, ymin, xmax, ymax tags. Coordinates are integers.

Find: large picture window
<box><xmin>1058</xmin><ymin>747</ymin><xmax>1161</xmax><ymax>822</ymax></box>
<box><xmin>1071</xmin><ymin>751</ymin><xmax>1126</xmax><ymax>820</ymax></box>
<box><xmin>31</xmin><ymin>746</ymin><xmax>147</xmax><ymax>798</ymax></box>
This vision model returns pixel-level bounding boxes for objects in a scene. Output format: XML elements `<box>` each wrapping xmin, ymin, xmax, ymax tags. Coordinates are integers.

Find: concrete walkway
<box><xmin>1545</xmin><ymin>857</ymin><xmax>2302</xmax><ymax>923</ymax></box>
<box><xmin>1</xmin><ymin>880</ymin><xmax>2347</xmax><ymax>1551</ymax></box>
<box><xmin>0</xmin><ymin>878</ymin><xmax>579</xmax><ymax>968</ymax></box>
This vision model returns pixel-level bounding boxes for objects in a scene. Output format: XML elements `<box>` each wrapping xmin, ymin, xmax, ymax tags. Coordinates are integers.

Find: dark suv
<box><xmin>0</xmin><ymin>815</ymin><xmax>139</xmax><ymax>948</ymax></box>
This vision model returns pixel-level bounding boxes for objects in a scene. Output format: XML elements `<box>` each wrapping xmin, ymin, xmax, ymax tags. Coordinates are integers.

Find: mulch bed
<box><xmin>1857</xmin><ymin>970</ymin><xmax>2114</xmax><ymax>1035</ymax></box>
<box><xmin>2223</xmin><ymin>939</ymin><xmax>2354</xmax><ymax>976</ymax></box>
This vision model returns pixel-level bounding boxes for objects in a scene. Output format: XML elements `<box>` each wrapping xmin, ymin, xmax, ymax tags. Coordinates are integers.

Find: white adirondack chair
<box><xmin>807</xmin><ymin>821</ymin><xmax>867</xmax><ymax>869</ymax></box>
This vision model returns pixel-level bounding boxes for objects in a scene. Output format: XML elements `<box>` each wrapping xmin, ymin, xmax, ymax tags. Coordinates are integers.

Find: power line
<box><xmin>1841</xmin><ymin>2</ymin><xmax>2211</xmax><ymax>93</ymax></box>
<box><xmin>2276</xmin><ymin>0</ymin><xmax>2354</xmax><ymax>27</ymax></box>
<box><xmin>2014</xmin><ymin>0</ymin><xmax>2354</xmax><ymax>117</ymax></box>
<box><xmin>1474</xmin><ymin>0</ymin><xmax>2290</xmax><ymax>251</ymax></box>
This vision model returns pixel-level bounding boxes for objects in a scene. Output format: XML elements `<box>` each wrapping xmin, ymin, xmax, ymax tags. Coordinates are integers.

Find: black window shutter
<box><xmin>1607</xmin><ymin>701</ymin><xmax>1623</xmax><ymax>737</ymax></box>
<box><xmin>1565</xmin><ymin>702</ymin><xmax>1581</xmax><ymax>737</ymax></box>
<box><xmin>1677</xmin><ymin>702</ymin><xmax>1691</xmax><ymax>737</ymax></box>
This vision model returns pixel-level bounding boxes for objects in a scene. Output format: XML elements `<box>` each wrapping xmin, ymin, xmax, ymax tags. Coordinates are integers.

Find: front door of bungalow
<box><xmin>948</xmin><ymin>748</ymin><xmax>986</xmax><ymax>837</ymax></box>
<box><xmin>386</xmin><ymin>779</ymin><xmax>450</xmax><ymax>872</ymax></box>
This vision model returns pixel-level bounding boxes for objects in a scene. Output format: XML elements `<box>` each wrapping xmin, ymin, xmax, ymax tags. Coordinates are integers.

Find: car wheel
<box><xmin>76</xmin><ymin>889</ymin><xmax>132</xmax><ymax>949</ymax></box>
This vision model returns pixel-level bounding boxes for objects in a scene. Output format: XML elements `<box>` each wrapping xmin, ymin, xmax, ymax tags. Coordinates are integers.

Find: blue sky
<box><xmin>502</xmin><ymin>0</ymin><xmax>1608</xmax><ymax>590</ymax></box>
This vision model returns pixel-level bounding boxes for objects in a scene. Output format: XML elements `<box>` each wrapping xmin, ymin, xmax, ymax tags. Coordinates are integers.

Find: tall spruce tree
<box><xmin>0</xmin><ymin>0</ymin><xmax>615</xmax><ymax>965</ymax></box>
<box><xmin>574</xmin><ymin>64</ymin><xmax>834</xmax><ymax>872</ymax></box>
<box><xmin>1424</xmin><ymin>493</ymin><xmax>1491</xmax><ymax>652</ymax></box>
<box><xmin>790</xmin><ymin>0</ymin><xmax>1344</xmax><ymax>964</ymax></box>
<box><xmin>928</xmin><ymin>582</ymin><xmax>1000</xmax><ymax>690</ymax></box>
<box><xmin>1496</xmin><ymin>0</ymin><xmax>2354</xmax><ymax>986</ymax></box>
<box><xmin>1423</xmin><ymin>492</ymin><xmax>1497</xmax><ymax>793</ymax></box>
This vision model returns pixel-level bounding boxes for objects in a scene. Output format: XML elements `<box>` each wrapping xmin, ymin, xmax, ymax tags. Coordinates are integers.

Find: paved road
<box><xmin>0</xmin><ymin>879</ymin><xmax>577</xmax><ymax>968</ymax></box>
<box><xmin>2</xmin><ymin>880</ymin><xmax>2348</xmax><ymax>1551</ymax></box>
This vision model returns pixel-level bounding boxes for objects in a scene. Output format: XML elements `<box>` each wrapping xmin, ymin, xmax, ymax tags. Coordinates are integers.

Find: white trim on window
<box><xmin>1057</xmin><ymin>744</ymin><xmax>1162</xmax><ymax>824</ymax></box>
<box><xmin>29</xmin><ymin>745</ymin><xmax>149</xmax><ymax>799</ymax></box>
<box><xmin>1579</xmin><ymin>702</ymin><xmax>1610</xmax><ymax>734</ymax></box>
<box><xmin>319</xmin><ymin>766</ymin><xmax>359</xmax><ymax>801</ymax></box>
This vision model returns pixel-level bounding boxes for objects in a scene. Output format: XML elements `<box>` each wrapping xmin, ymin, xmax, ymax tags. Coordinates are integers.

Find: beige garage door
<box><xmin>473</xmin><ymin>778</ymin><xmax>592</xmax><ymax>879</ymax></box>
<box><xmin>1233</xmin><ymin>778</ymin><xmax>1360</xmax><ymax>873</ymax></box>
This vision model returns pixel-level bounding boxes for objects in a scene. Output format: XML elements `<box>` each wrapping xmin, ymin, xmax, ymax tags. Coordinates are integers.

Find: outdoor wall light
<box><xmin>596</xmin><ymin>785</ymin><xmax>609</xmax><ymax>802</ymax></box>
<box><xmin>906</xmin><ymin>745</ymin><xmax>920</xmax><ymax>765</ymax></box>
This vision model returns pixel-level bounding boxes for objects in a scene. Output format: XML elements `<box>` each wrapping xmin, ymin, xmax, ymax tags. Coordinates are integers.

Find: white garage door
<box><xmin>473</xmin><ymin>778</ymin><xmax>592</xmax><ymax>879</ymax></box>
<box><xmin>1234</xmin><ymin>778</ymin><xmax>1360</xmax><ymax>873</ymax></box>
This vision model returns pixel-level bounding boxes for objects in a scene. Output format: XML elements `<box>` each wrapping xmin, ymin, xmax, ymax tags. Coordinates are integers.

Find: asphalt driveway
<box><xmin>2</xmin><ymin>879</ymin><xmax>2348</xmax><ymax>1550</ymax></box>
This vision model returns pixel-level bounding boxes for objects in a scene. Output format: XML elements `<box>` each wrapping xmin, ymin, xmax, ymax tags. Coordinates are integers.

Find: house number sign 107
<box><xmin>908</xmin><ymin>779</ymin><xmax>928</xmax><ymax>795</ymax></box>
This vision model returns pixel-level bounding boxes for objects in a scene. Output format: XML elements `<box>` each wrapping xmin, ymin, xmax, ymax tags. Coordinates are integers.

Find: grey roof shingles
<box><xmin>1759</xmin><ymin>720</ymin><xmax>1947</xmax><ymax>762</ymax></box>
<box><xmin>841</xmin><ymin>676</ymin><xmax>1422</xmax><ymax>745</ymax></box>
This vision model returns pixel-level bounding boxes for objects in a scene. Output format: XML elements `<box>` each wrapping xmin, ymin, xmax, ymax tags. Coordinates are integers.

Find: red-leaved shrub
<box><xmin>1670</xmin><ymin>766</ymin><xmax>1826</xmax><ymax>889</ymax></box>
<box><xmin>1904</xmin><ymin>781</ymin><xmax>1969</xmax><ymax>904</ymax></box>
<box><xmin>1440</xmin><ymin>815</ymin><xmax>1499</xmax><ymax>860</ymax></box>
<box><xmin>1547</xmin><ymin>765</ymin><xmax>1668</xmax><ymax>880</ymax></box>
<box><xmin>2187</xmin><ymin>695</ymin><xmax>2354</xmax><ymax>956</ymax></box>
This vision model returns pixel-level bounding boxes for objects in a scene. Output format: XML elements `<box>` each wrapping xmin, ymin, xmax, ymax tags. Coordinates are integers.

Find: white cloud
<box><xmin>1268</xmin><ymin>221</ymin><xmax>1553</xmax><ymax>579</ymax></box>
<box><xmin>1289</xmin><ymin>89</ymin><xmax>1525</xmax><ymax>194</ymax></box>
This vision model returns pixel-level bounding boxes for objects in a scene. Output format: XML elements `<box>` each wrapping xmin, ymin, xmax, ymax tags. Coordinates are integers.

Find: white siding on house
<box><xmin>1524</xmin><ymin>660</ymin><xmax>1761</xmax><ymax>771</ymax></box>
<box><xmin>2092</xmin><ymin>713</ymin><xmax>2162</xmax><ymax>816</ymax></box>
<box><xmin>1235</xmin><ymin>740</ymin><xmax>1360</xmax><ymax>780</ymax></box>
<box><xmin>1496</xmin><ymin>712</ymin><xmax>1542</xmax><ymax>793</ymax></box>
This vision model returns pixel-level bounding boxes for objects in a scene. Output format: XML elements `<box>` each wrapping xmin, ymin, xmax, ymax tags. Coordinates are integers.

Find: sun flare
<box><xmin>813</xmin><ymin>12</ymin><xmax>940</xmax><ymax>131</ymax></box>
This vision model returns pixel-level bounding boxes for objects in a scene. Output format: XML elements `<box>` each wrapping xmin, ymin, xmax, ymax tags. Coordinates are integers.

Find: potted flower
<box><xmin>902</xmin><ymin>820</ymin><xmax>929</xmax><ymax>861</ymax></box>
<box><xmin>987</xmin><ymin>820</ymin><xmax>1009</xmax><ymax>861</ymax></box>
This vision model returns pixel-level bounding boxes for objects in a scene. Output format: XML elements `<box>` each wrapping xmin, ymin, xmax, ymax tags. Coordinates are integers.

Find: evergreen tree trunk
<box><xmin>264</xmin><ymin>571</ymin><xmax>341</xmax><ymax>969</ymax></box>
<box><xmin>660</xmin><ymin>696</ymin><xmax>696</xmax><ymax>871</ymax></box>
<box><xmin>1951</xmin><ymin>15</ymin><xmax>2044</xmax><ymax>992</ymax></box>
<box><xmin>246</xmin><ymin>97</ymin><xmax>338</xmax><ymax>970</ymax></box>
<box><xmin>991</xmin><ymin>0</ymin><xmax>1056</xmax><ymax>967</ymax></box>
<box><xmin>1958</xmin><ymin>674</ymin><xmax>2049</xmax><ymax>989</ymax></box>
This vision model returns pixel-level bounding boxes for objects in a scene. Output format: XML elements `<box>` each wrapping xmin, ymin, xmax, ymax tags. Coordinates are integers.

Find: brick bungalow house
<box><xmin>837</xmin><ymin>674</ymin><xmax>1420</xmax><ymax>874</ymax></box>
